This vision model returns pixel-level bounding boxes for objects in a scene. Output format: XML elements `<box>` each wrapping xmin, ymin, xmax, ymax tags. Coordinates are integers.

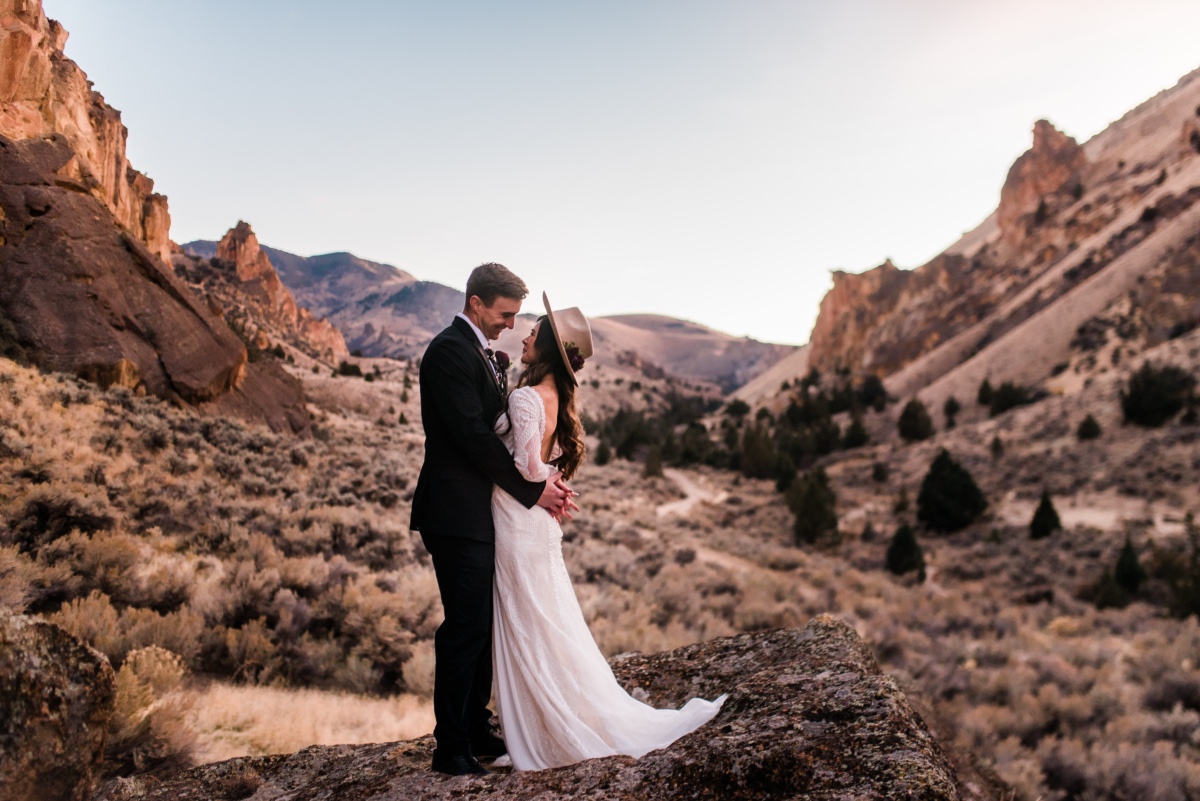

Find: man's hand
<box><xmin>536</xmin><ymin>474</ymin><xmax>579</xmax><ymax>522</ymax></box>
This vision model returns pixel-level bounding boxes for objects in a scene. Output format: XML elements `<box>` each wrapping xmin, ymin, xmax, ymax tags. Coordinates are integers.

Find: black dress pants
<box><xmin>422</xmin><ymin>533</ymin><xmax>495</xmax><ymax>757</ymax></box>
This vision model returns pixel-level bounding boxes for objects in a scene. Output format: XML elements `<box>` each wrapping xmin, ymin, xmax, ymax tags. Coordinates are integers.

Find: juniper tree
<box><xmin>898</xmin><ymin>399</ymin><xmax>934</xmax><ymax>442</ymax></box>
<box><xmin>593</xmin><ymin>439</ymin><xmax>612</xmax><ymax>466</ymax></box>
<box><xmin>1076</xmin><ymin>414</ymin><xmax>1102</xmax><ymax>440</ymax></box>
<box><xmin>977</xmin><ymin>379</ymin><xmax>993</xmax><ymax>406</ymax></box>
<box><xmin>787</xmin><ymin>467</ymin><xmax>837</xmax><ymax>545</ymax></box>
<box><xmin>917</xmin><ymin>450</ymin><xmax>987</xmax><ymax>533</ymax></box>
<box><xmin>990</xmin><ymin>435</ymin><xmax>1004</xmax><ymax>459</ymax></box>
<box><xmin>886</xmin><ymin>523</ymin><xmax>926</xmax><ymax>581</ymax></box>
<box><xmin>1029</xmin><ymin>490</ymin><xmax>1061</xmax><ymax>540</ymax></box>
<box><xmin>943</xmin><ymin>396</ymin><xmax>961</xmax><ymax>430</ymax></box>
<box><xmin>1121</xmin><ymin>362</ymin><xmax>1196</xmax><ymax>427</ymax></box>
<box><xmin>842</xmin><ymin>412</ymin><xmax>869</xmax><ymax>449</ymax></box>
<box><xmin>1114</xmin><ymin>535</ymin><xmax>1147</xmax><ymax>595</ymax></box>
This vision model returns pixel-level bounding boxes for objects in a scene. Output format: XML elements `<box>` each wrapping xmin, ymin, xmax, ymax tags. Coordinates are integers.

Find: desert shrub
<box><xmin>1029</xmin><ymin>490</ymin><xmax>1062</xmax><ymax>540</ymax></box>
<box><xmin>1164</xmin><ymin>514</ymin><xmax>1200</xmax><ymax>620</ymax></box>
<box><xmin>51</xmin><ymin>590</ymin><xmax>124</xmax><ymax>663</ymax></box>
<box><xmin>842</xmin><ymin>413</ymin><xmax>868</xmax><ymax>448</ymax></box>
<box><xmin>897</xmin><ymin>399</ymin><xmax>934</xmax><ymax>442</ymax></box>
<box><xmin>401</xmin><ymin>639</ymin><xmax>437</xmax><ymax>698</ymax></box>
<box><xmin>1115</xmin><ymin>536</ymin><xmax>1147</xmax><ymax>596</ymax></box>
<box><xmin>105</xmin><ymin>646</ymin><xmax>196</xmax><ymax>776</ymax></box>
<box><xmin>0</xmin><ymin>546</ymin><xmax>37</xmax><ymax>612</ymax></box>
<box><xmin>886</xmin><ymin>524</ymin><xmax>925</xmax><ymax>580</ymax></box>
<box><xmin>336</xmin><ymin>361</ymin><xmax>364</xmax><ymax>378</ymax></box>
<box><xmin>917</xmin><ymin>450</ymin><xmax>987</xmax><ymax>533</ymax></box>
<box><xmin>1121</xmin><ymin>362</ymin><xmax>1196</xmax><ymax>427</ymax></box>
<box><xmin>871</xmin><ymin>462</ymin><xmax>889</xmax><ymax>483</ymax></box>
<box><xmin>9</xmin><ymin>486</ymin><xmax>115</xmax><ymax>553</ymax></box>
<box><xmin>787</xmin><ymin>467</ymin><xmax>837</xmax><ymax>545</ymax></box>
<box><xmin>943</xmin><ymin>395</ymin><xmax>961</xmax><ymax>429</ymax></box>
<box><xmin>1076</xmin><ymin>414</ymin><xmax>1102</xmax><ymax>440</ymax></box>
<box><xmin>988</xmin><ymin>382</ymin><xmax>1033</xmax><ymax>417</ymax></box>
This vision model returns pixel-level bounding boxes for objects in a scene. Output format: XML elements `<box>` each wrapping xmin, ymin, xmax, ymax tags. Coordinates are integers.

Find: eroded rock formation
<box><xmin>96</xmin><ymin>617</ymin><xmax>983</xmax><ymax>801</ymax></box>
<box><xmin>0</xmin><ymin>612</ymin><xmax>116</xmax><ymax>801</ymax></box>
<box><xmin>211</xmin><ymin>221</ymin><xmax>348</xmax><ymax>362</ymax></box>
<box><xmin>996</xmin><ymin>120</ymin><xmax>1087</xmax><ymax>253</ymax></box>
<box><xmin>0</xmin><ymin>0</ymin><xmax>171</xmax><ymax>263</ymax></box>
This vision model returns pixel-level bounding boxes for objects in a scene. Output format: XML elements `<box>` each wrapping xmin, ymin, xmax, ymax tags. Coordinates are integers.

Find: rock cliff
<box><xmin>805</xmin><ymin>68</ymin><xmax>1200</xmax><ymax>393</ymax></box>
<box><xmin>94</xmin><ymin>617</ymin><xmax>990</xmax><ymax>801</ymax></box>
<box><xmin>0</xmin><ymin>0</ymin><xmax>171</xmax><ymax>263</ymax></box>
<box><xmin>0</xmin><ymin>612</ymin><xmax>115</xmax><ymax>801</ymax></box>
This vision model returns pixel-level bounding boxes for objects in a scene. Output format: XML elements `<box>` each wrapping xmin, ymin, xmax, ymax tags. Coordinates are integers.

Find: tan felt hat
<box><xmin>542</xmin><ymin>292</ymin><xmax>593</xmax><ymax>385</ymax></box>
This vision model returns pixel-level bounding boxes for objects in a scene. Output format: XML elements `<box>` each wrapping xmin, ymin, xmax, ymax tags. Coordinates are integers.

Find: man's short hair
<box><xmin>465</xmin><ymin>263</ymin><xmax>528</xmax><ymax>307</ymax></box>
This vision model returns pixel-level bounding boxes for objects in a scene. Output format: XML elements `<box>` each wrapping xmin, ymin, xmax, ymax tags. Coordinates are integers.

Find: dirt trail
<box><xmin>656</xmin><ymin>468</ymin><xmax>727</xmax><ymax>518</ymax></box>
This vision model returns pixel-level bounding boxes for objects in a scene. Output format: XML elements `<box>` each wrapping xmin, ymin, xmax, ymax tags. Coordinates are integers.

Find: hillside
<box><xmin>183</xmin><ymin>241</ymin><xmax>796</xmax><ymax>391</ymax></box>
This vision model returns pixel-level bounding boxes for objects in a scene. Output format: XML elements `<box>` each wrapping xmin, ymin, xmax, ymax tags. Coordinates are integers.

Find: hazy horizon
<box><xmin>43</xmin><ymin>0</ymin><xmax>1200</xmax><ymax>345</ymax></box>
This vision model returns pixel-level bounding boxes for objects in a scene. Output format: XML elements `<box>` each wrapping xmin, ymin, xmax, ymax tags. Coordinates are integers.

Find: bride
<box><xmin>489</xmin><ymin>293</ymin><xmax>726</xmax><ymax>772</ymax></box>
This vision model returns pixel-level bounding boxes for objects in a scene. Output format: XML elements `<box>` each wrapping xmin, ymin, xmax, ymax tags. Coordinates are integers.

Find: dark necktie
<box><xmin>484</xmin><ymin>347</ymin><xmax>507</xmax><ymax>395</ymax></box>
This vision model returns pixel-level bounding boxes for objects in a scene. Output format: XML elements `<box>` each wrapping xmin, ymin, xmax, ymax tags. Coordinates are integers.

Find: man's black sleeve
<box><xmin>423</xmin><ymin>339</ymin><xmax>546</xmax><ymax>509</ymax></box>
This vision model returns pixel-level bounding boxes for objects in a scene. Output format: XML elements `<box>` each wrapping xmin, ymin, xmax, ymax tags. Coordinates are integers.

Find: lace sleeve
<box><xmin>503</xmin><ymin>387</ymin><xmax>552</xmax><ymax>482</ymax></box>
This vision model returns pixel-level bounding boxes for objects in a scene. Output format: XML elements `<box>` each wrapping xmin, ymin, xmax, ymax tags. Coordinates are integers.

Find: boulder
<box><xmin>95</xmin><ymin>616</ymin><xmax>984</xmax><ymax>801</ymax></box>
<box><xmin>0</xmin><ymin>134</ymin><xmax>309</xmax><ymax>434</ymax></box>
<box><xmin>0</xmin><ymin>612</ymin><xmax>116</xmax><ymax>801</ymax></box>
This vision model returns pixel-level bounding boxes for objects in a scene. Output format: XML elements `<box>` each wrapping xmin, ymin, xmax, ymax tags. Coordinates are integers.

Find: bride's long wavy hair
<box><xmin>517</xmin><ymin>317</ymin><xmax>586</xmax><ymax>480</ymax></box>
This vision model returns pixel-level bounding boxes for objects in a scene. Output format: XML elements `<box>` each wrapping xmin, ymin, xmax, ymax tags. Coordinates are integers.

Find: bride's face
<box><xmin>520</xmin><ymin>322</ymin><xmax>541</xmax><ymax>365</ymax></box>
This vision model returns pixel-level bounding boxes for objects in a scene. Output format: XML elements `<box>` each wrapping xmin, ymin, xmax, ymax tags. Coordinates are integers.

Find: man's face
<box><xmin>469</xmin><ymin>295</ymin><xmax>522</xmax><ymax>341</ymax></box>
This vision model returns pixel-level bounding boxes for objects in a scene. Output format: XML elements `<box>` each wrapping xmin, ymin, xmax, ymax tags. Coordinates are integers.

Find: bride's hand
<box><xmin>554</xmin><ymin>477</ymin><xmax>580</xmax><ymax>522</ymax></box>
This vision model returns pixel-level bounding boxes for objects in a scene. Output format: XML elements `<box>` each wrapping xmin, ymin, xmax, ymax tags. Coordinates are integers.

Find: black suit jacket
<box><xmin>410</xmin><ymin>317</ymin><xmax>545</xmax><ymax>542</ymax></box>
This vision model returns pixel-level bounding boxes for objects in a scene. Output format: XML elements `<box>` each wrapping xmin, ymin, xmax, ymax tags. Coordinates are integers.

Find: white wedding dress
<box><xmin>491</xmin><ymin>386</ymin><xmax>726</xmax><ymax>771</ymax></box>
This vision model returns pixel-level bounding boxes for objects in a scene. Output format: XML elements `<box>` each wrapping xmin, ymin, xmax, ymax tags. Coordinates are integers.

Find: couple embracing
<box><xmin>410</xmin><ymin>263</ymin><xmax>726</xmax><ymax>776</ymax></box>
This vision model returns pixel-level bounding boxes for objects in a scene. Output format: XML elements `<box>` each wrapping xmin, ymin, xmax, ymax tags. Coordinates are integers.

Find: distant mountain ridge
<box><xmin>183</xmin><ymin>241</ymin><xmax>796</xmax><ymax>391</ymax></box>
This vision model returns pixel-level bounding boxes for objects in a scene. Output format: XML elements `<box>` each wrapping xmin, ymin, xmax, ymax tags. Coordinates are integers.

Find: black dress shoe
<box><xmin>431</xmin><ymin>752</ymin><xmax>490</xmax><ymax>776</ymax></box>
<box><xmin>470</xmin><ymin>731</ymin><xmax>508</xmax><ymax>759</ymax></box>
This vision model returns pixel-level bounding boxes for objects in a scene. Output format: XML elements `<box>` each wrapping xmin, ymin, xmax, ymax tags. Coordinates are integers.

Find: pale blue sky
<box><xmin>43</xmin><ymin>0</ymin><xmax>1200</xmax><ymax>344</ymax></box>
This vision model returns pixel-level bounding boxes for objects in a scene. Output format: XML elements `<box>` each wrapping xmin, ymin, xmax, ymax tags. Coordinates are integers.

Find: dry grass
<box><xmin>189</xmin><ymin>683</ymin><xmax>434</xmax><ymax>763</ymax></box>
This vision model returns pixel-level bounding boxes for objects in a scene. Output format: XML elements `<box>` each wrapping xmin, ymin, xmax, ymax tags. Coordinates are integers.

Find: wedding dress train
<box><xmin>490</xmin><ymin>386</ymin><xmax>726</xmax><ymax>771</ymax></box>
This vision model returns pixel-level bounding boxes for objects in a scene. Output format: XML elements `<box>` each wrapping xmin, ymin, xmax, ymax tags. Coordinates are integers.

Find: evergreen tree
<box><xmin>594</xmin><ymin>439</ymin><xmax>612</xmax><ymax>466</ymax></box>
<box><xmin>1076</xmin><ymin>414</ymin><xmax>1102</xmax><ymax>440</ymax></box>
<box><xmin>871</xmin><ymin>462</ymin><xmax>890</xmax><ymax>483</ymax></box>
<box><xmin>1121</xmin><ymin>362</ymin><xmax>1196</xmax><ymax>427</ymax></box>
<box><xmin>898</xmin><ymin>398</ymin><xmax>934</xmax><ymax>442</ymax></box>
<box><xmin>1114</xmin><ymin>535</ymin><xmax>1147</xmax><ymax>595</ymax></box>
<box><xmin>643</xmin><ymin>445</ymin><xmax>664</xmax><ymax>478</ymax></box>
<box><xmin>1089</xmin><ymin>570</ymin><xmax>1131</xmax><ymax>610</ymax></box>
<box><xmin>740</xmin><ymin>423</ymin><xmax>777</xmax><ymax>479</ymax></box>
<box><xmin>989</xmin><ymin>382</ymin><xmax>1033</xmax><ymax>417</ymax></box>
<box><xmin>1029</xmin><ymin>490</ymin><xmax>1061</xmax><ymax>539</ymax></box>
<box><xmin>943</xmin><ymin>395</ymin><xmax>961</xmax><ymax>430</ymax></box>
<box><xmin>917</xmin><ymin>450</ymin><xmax>987</xmax><ymax>533</ymax></box>
<box><xmin>990</xmin><ymin>435</ymin><xmax>1004</xmax><ymax>459</ymax></box>
<box><xmin>977</xmin><ymin>378</ymin><xmax>993</xmax><ymax>406</ymax></box>
<box><xmin>398</xmin><ymin>412</ymin><xmax>408</xmax><ymax>425</ymax></box>
<box><xmin>842</xmin><ymin>412</ymin><xmax>869</xmax><ymax>449</ymax></box>
<box><xmin>787</xmin><ymin>467</ymin><xmax>838</xmax><ymax>545</ymax></box>
<box><xmin>886</xmin><ymin>523</ymin><xmax>926</xmax><ymax>580</ymax></box>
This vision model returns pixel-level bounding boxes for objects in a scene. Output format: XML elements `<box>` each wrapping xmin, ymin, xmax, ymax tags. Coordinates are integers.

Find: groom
<box><xmin>411</xmin><ymin>262</ymin><xmax>574</xmax><ymax>776</ymax></box>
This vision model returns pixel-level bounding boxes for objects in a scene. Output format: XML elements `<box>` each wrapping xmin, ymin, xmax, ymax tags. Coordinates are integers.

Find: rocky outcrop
<box><xmin>0</xmin><ymin>135</ymin><xmax>309</xmax><ymax>433</ymax></box>
<box><xmin>96</xmin><ymin>617</ymin><xmax>982</xmax><ymax>801</ymax></box>
<box><xmin>211</xmin><ymin>222</ymin><xmax>348</xmax><ymax>361</ymax></box>
<box><xmin>996</xmin><ymin>120</ymin><xmax>1087</xmax><ymax>253</ymax></box>
<box><xmin>807</xmin><ymin>259</ymin><xmax>911</xmax><ymax>375</ymax></box>
<box><xmin>0</xmin><ymin>612</ymin><xmax>116</xmax><ymax>801</ymax></box>
<box><xmin>0</xmin><ymin>0</ymin><xmax>171</xmax><ymax>263</ymax></box>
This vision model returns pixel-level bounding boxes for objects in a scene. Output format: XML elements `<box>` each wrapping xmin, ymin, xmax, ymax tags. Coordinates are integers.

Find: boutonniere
<box><xmin>494</xmin><ymin>350</ymin><xmax>511</xmax><ymax>371</ymax></box>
